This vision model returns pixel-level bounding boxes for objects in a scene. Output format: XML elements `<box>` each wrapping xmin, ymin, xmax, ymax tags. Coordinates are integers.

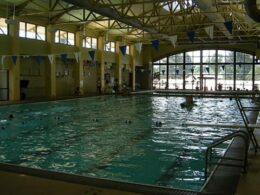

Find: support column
<box><xmin>97</xmin><ymin>35</ymin><xmax>105</xmax><ymax>91</ymax></box>
<box><xmin>46</xmin><ymin>26</ymin><xmax>57</xmax><ymax>98</ymax></box>
<box><xmin>75</xmin><ymin>31</ymin><xmax>84</xmax><ymax>95</ymax></box>
<box><xmin>130</xmin><ymin>45</ymin><xmax>136</xmax><ymax>91</ymax></box>
<box><xmin>9</xmin><ymin>20</ymin><xmax>20</xmax><ymax>101</ymax></box>
<box><xmin>115</xmin><ymin>40</ymin><xmax>122</xmax><ymax>87</ymax></box>
<box><xmin>142</xmin><ymin>45</ymin><xmax>152</xmax><ymax>90</ymax></box>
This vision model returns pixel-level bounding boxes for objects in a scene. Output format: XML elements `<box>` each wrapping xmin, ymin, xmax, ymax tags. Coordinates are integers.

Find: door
<box><xmin>0</xmin><ymin>70</ymin><xmax>9</xmax><ymax>101</ymax></box>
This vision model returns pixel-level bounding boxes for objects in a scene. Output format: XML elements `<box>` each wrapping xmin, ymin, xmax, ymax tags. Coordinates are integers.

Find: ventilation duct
<box><xmin>244</xmin><ymin>0</ymin><xmax>260</xmax><ymax>23</ymax></box>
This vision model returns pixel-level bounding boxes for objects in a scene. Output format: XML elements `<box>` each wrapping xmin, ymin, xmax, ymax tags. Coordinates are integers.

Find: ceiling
<box><xmin>0</xmin><ymin>0</ymin><xmax>260</xmax><ymax>46</ymax></box>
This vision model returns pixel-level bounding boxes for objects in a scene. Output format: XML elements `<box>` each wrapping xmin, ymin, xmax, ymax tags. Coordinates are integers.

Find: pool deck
<box><xmin>235</xmin><ymin>128</ymin><xmax>260</xmax><ymax>195</ymax></box>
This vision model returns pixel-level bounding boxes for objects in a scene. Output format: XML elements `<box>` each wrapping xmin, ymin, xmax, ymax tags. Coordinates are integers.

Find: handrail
<box><xmin>234</xmin><ymin>95</ymin><xmax>258</xmax><ymax>153</ymax></box>
<box><xmin>205</xmin><ymin>130</ymin><xmax>249</xmax><ymax>180</ymax></box>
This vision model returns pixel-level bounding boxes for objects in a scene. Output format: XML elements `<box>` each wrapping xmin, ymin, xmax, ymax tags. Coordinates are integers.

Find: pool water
<box><xmin>0</xmin><ymin>95</ymin><xmax>250</xmax><ymax>191</ymax></box>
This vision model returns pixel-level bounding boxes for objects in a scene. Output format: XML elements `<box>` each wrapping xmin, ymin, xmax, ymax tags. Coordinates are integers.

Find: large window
<box><xmin>105</xmin><ymin>41</ymin><xmax>115</xmax><ymax>52</ymax></box>
<box><xmin>152</xmin><ymin>50</ymin><xmax>256</xmax><ymax>91</ymax></box>
<box><xmin>236</xmin><ymin>52</ymin><xmax>253</xmax><ymax>90</ymax></box>
<box><xmin>0</xmin><ymin>18</ymin><xmax>8</xmax><ymax>35</ymax></box>
<box><xmin>83</xmin><ymin>36</ymin><xmax>97</xmax><ymax>49</ymax></box>
<box><xmin>55</xmin><ymin>30</ymin><xmax>75</xmax><ymax>45</ymax></box>
<box><xmin>153</xmin><ymin>58</ymin><xmax>167</xmax><ymax>89</ymax></box>
<box><xmin>19</xmin><ymin>22</ymin><xmax>46</xmax><ymax>41</ymax></box>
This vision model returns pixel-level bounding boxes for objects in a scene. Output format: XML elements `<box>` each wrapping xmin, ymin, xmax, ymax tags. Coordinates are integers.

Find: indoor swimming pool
<box><xmin>0</xmin><ymin>95</ymin><xmax>251</xmax><ymax>191</ymax></box>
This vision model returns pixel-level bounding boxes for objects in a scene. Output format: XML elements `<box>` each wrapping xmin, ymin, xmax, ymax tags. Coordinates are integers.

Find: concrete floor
<box><xmin>236</xmin><ymin>128</ymin><xmax>260</xmax><ymax>195</ymax></box>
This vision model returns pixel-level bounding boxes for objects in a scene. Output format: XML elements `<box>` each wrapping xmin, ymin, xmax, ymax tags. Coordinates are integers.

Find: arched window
<box><xmin>152</xmin><ymin>49</ymin><xmax>257</xmax><ymax>91</ymax></box>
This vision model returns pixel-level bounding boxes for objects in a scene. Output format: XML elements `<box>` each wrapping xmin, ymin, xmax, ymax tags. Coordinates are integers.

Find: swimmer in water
<box><xmin>180</xmin><ymin>95</ymin><xmax>196</xmax><ymax>109</ymax></box>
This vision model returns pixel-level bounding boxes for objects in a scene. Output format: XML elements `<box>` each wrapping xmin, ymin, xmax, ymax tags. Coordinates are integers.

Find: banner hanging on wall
<box><xmin>135</xmin><ymin>42</ymin><xmax>142</xmax><ymax>53</ymax></box>
<box><xmin>88</xmin><ymin>50</ymin><xmax>95</xmax><ymax>61</ymax></box>
<box><xmin>119</xmin><ymin>45</ymin><xmax>127</xmax><ymax>55</ymax></box>
<box><xmin>48</xmin><ymin>54</ymin><xmax>54</xmax><ymax>65</ymax></box>
<box><xmin>12</xmin><ymin>55</ymin><xmax>17</xmax><ymax>65</ymax></box>
<box><xmin>35</xmin><ymin>55</ymin><xmax>42</xmax><ymax>65</ymax></box>
<box><xmin>187</xmin><ymin>31</ymin><xmax>195</xmax><ymax>43</ymax></box>
<box><xmin>151</xmin><ymin>40</ymin><xmax>160</xmax><ymax>51</ymax></box>
<box><xmin>74</xmin><ymin>52</ymin><xmax>81</xmax><ymax>63</ymax></box>
<box><xmin>224</xmin><ymin>21</ymin><xmax>233</xmax><ymax>34</ymax></box>
<box><xmin>204</xmin><ymin>26</ymin><xmax>214</xmax><ymax>40</ymax></box>
<box><xmin>169</xmin><ymin>35</ymin><xmax>178</xmax><ymax>47</ymax></box>
<box><xmin>1</xmin><ymin>56</ymin><xmax>6</xmax><ymax>68</ymax></box>
<box><xmin>60</xmin><ymin>53</ymin><xmax>68</xmax><ymax>65</ymax></box>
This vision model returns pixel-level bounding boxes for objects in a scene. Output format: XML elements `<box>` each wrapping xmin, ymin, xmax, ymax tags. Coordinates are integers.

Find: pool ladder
<box><xmin>205</xmin><ymin>130</ymin><xmax>249</xmax><ymax>180</ymax></box>
<box><xmin>235</xmin><ymin>94</ymin><xmax>259</xmax><ymax>153</ymax></box>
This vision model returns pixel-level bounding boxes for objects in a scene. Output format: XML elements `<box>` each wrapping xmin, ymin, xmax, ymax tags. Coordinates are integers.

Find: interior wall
<box><xmin>0</xmin><ymin>27</ymin><xmax>143</xmax><ymax>99</ymax></box>
<box><xmin>20</xmin><ymin>57</ymin><xmax>47</xmax><ymax>99</ymax></box>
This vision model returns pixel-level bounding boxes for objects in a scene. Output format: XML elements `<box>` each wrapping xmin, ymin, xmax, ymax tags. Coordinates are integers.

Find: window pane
<box><xmin>82</xmin><ymin>38</ymin><xmax>86</xmax><ymax>47</ymax></box>
<box><xmin>68</xmin><ymin>32</ymin><xmax>74</xmax><ymax>45</ymax></box>
<box><xmin>26</xmin><ymin>23</ymin><xmax>36</xmax><ymax>39</ymax></box>
<box><xmin>0</xmin><ymin>18</ymin><xmax>8</xmax><ymax>35</ymax></box>
<box><xmin>126</xmin><ymin>46</ymin><xmax>129</xmax><ymax>55</ymax></box>
<box><xmin>60</xmin><ymin>31</ymin><xmax>67</xmax><ymax>44</ymax></box>
<box><xmin>110</xmin><ymin>42</ymin><xmax>115</xmax><ymax>52</ymax></box>
<box><xmin>92</xmin><ymin>37</ymin><xmax>97</xmax><ymax>49</ymax></box>
<box><xmin>19</xmin><ymin>22</ymin><xmax>26</xmax><ymax>37</ymax></box>
<box><xmin>55</xmin><ymin>30</ymin><xmax>59</xmax><ymax>43</ymax></box>
<box><xmin>36</xmin><ymin>25</ymin><xmax>46</xmax><ymax>41</ymax></box>
<box><xmin>86</xmin><ymin>37</ymin><xmax>91</xmax><ymax>48</ymax></box>
<box><xmin>105</xmin><ymin>42</ymin><xmax>110</xmax><ymax>51</ymax></box>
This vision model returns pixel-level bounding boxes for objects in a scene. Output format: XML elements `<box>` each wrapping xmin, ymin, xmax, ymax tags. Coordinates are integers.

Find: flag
<box><xmin>1</xmin><ymin>56</ymin><xmax>6</xmax><ymax>68</ymax></box>
<box><xmin>169</xmin><ymin>35</ymin><xmax>178</xmax><ymax>47</ymax></box>
<box><xmin>187</xmin><ymin>31</ymin><xmax>195</xmax><ymax>43</ymax></box>
<box><xmin>48</xmin><ymin>54</ymin><xmax>54</xmax><ymax>65</ymax></box>
<box><xmin>135</xmin><ymin>42</ymin><xmax>142</xmax><ymax>53</ymax></box>
<box><xmin>88</xmin><ymin>50</ymin><xmax>95</xmax><ymax>61</ymax></box>
<box><xmin>204</xmin><ymin>26</ymin><xmax>214</xmax><ymax>40</ymax></box>
<box><xmin>224</xmin><ymin>21</ymin><xmax>233</xmax><ymax>34</ymax></box>
<box><xmin>35</xmin><ymin>55</ymin><xmax>42</xmax><ymax>65</ymax></box>
<box><xmin>74</xmin><ymin>52</ymin><xmax>81</xmax><ymax>63</ymax></box>
<box><xmin>60</xmin><ymin>53</ymin><xmax>67</xmax><ymax>65</ymax></box>
<box><xmin>151</xmin><ymin>40</ymin><xmax>160</xmax><ymax>50</ymax></box>
<box><xmin>12</xmin><ymin>55</ymin><xmax>17</xmax><ymax>65</ymax></box>
<box><xmin>119</xmin><ymin>45</ymin><xmax>127</xmax><ymax>55</ymax></box>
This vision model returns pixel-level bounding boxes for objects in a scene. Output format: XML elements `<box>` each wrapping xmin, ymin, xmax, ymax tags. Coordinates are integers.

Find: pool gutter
<box><xmin>0</xmin><ymin>162</ymin><xmax>198</xmax><ymax>195</ymax></box>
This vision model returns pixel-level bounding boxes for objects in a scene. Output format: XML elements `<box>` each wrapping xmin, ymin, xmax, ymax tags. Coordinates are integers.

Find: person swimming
<box><xmin>180</xmin><ymin>95</ymin><xmax>195</xmax><ymax>109</ymax></box>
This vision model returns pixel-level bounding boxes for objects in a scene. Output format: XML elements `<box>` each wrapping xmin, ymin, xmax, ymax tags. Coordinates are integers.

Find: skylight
<box><xmin>162</xmin><ymin>0</ymin><xmax>193</xmax><ymax>13</ymax></box>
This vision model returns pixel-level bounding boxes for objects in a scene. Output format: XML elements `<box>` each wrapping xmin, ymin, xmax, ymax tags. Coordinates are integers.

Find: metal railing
<box><xmin>205</xmin><ymin>130</ymin><xmax>249</xmax><ymax>180</ymax></box>
<box><xmin>235</xmin><ymin>95</ymin><xmax>259</xmax><ymax>153</ymax></box>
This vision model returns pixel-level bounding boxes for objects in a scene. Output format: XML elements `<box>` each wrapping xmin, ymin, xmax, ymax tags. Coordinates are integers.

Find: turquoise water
<box><xmin>0</xmin><ymin>95</ymin><xmax>250</xmax><ymax>191</ymax></box>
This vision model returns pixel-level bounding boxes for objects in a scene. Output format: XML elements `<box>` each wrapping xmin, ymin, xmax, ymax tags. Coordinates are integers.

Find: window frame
<box><xmin>82</xmin><ymin>36</ymin><xmax>97</xmax><ymax>49</ymax></box>
<box><xmin>19</xmin><ymin>21</ymin><xmax>46</xmax><ymax>41</ymax></box>
<box><xmin>0</xmin><ymin>17</ymin><xmax>8</xmax><ymax>35</ymax></box>
<box><xmin>55</xmin><ymin>29</ymin><xmax>75</xmax><ymax>46</ymax></box>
